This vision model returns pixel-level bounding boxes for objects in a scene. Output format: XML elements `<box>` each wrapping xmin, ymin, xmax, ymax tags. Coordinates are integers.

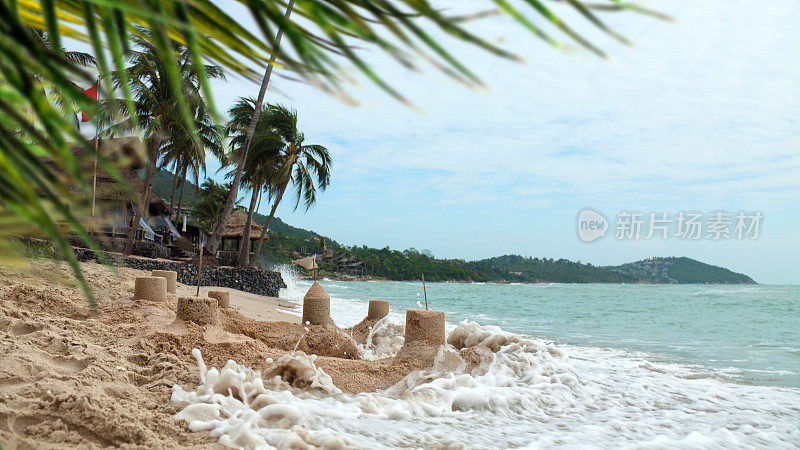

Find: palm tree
<box><xmin>203</xmin><ymin>0</ymin><xmax>295</xmax><ymax>257</ymax></box>
<box><xmin>27</xmin><ymin>28</ymin><xmax>97</xmax><ymax>123</ymax></box>
<box><xmin>192</xmin><ymin>180</ymin><xmax>238</xmax><ymax>233</ymax></box>
<box><xmin>250</xmin><ymin>104</ymin><xmax>332</xmax><ymax>266</ymax></box>
<box><xmin>225</xmin><ymin>98</ymin><xmax>283</xmax><ymax>267</ymax></box>
<box><xmin>161</xmin><ymin>103</ymin><xmax>225</xmax><ymax>222</ymax></box>
<box><xmin>104</xmin><ymin>31</ymin><xmax>224</xmax><ymax>255</ymax></box>
<box><xmin>28</xmin><ymin>29</ymin><xmax>96</xmax><ymax>69</ymax></box>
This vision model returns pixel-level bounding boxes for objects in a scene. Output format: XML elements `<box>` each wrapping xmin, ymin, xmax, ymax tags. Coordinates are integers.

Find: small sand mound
<box><xmin>290</xmin><ymin>324</ymin><xmax>361</xmax><ymax>359</ymax></box>
<box><xmin>350</xmin><ymin>317</ymin><xmax>380</xmax><ymax>345</ymax></box>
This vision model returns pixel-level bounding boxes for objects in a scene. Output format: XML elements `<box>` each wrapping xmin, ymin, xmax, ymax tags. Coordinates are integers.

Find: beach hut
<box><xmin>217</xmin><ymin>209</ymin><xmax>262</xmax><ymax>264</ymax></box>
<box><xmin>55</xmin><ymin>138</ymin><xmax>180</xmax><ymax>246</ymax></box>
<box><xmin>88</xmin><ymin>170</ymin><xmax>173</xmax><ymax>244</ymax></box>
<box><xmin>179</xmin><ymin>221</ymin><xmax>209</xmax><ymax>250</ymax></box>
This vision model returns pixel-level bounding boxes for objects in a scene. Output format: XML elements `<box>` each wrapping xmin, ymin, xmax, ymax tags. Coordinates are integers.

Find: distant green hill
<box><xmin>152</xmin><ymin>170</ymin><xmax>756</xmax><ymax>284</ymax></box>
<box><xmin>607</xmin><ymin>257</ymin><xmax>756</xmax><ymax>284</ymax></box>
<box><xmin>153</xmin><ymin>168</ymin><xmax>200</xmax><ymax>208</ymax></box>
<box><xmin>467</xmin><ymin>255</ymin><xmax>637</xmax><ymax>283</ymax></box>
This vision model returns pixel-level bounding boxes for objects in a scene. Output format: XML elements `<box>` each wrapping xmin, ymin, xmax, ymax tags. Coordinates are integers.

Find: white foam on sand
<box><xmin>173</xmin><ymin>321</ymin><xmax>800</xmax><ymax>449</ymax></box>
<box><xmin>358</xmin><ymin>317</ymin><xmax>405</xmax><ymax>360</ymax></box>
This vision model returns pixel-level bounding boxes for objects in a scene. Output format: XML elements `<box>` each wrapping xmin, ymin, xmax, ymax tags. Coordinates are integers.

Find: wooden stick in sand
<box><xmin>196</xmin><ymin>244</ymin><xmax>204</xmax><ymax>296</ymax></box>
<box><xmin>422</xmin><ymin>273</ymin><xmax>428</xmax><ymax>310</ymax></box>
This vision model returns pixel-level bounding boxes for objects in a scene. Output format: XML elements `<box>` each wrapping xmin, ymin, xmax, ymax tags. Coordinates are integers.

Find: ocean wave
<box><xmin>357</xmin><ymin>318</ymin><xmax>405</xmax><ymax>360</ymax></box>
<box><xmin>173</xmin><ymin>322</ymin><xmax>800</xmax><ymax>448</ymax></box>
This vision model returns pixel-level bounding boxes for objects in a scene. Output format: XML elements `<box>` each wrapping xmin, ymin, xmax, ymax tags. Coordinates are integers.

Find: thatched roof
<box><xmin>76</xmin><ymin>169</ymin><xmax>172</xmax><ymax>216</ymax></box>
<box><xmin>291</xmin><ymin>255</ymin><xmax>318</xmax><ymax>270</ymax></box>
<box><xmin>221</xmin><ymin>209</ymin><xmax>262</xmax><ymax>239</ymax></box>
<box><xmin>70</xmin><ymin>137</ymin><xmax>146</xmax><ymax>169</ymax></box>
<box><xmin>57</xmin><ymin>138</ymin><xmax>171</xmax><ymax>216</ymax></box>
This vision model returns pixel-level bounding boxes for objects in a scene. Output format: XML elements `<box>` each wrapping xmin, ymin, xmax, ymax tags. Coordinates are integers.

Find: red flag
<box><xmin>81</xmin><ymin>80</ymin><xmax>99</xmax><ymax>122</ymax></box>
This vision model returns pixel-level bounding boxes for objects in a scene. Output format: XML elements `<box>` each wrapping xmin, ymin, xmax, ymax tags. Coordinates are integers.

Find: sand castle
<box><xmin>133</xmin><ymin>276</ymin><xmax>167</xmax><ymax>302</ymax></box>
<box><xmin>177</xmin><ymin>296</ymin><xmax>220</xmax><ymax>326</ymax></box>
<box><xmin>367</xmin><ymin>299</ymin><xmax>390</xmax><ymax>321</ymax></box>
<box><xmin>403</xmin><ymin>309</ymin><xmax>446</xmax><ymax>346</ymax></box>
<box><xmin>302</xmin><ymin>282</ymin><xmax>331</xmax><ymax>326</ymax></box>
<box><xmin>151</xmin><ymin>270</ymin><xmax>177</xmax><ymax>294</ymax></box>
<box><xmin>208</xmin><ymin>290</ymin><xmax>230</xmax><ymax>308</ymax></box>
<box><xmin>351</xmin><ymin>300</ymin><xmax>390</xmax><ymax>344</ymax></box>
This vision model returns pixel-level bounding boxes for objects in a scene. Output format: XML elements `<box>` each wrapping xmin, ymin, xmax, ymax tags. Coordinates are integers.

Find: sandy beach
<box><xmin>0</xmin><ymin>260</ymin><xmax>436</xmax><ymax>448</ymax></box>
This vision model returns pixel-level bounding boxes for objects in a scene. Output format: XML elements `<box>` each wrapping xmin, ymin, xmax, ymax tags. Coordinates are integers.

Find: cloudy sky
<box><xmin>196</xmin><ymin>1</ymin><xmax>799</xmax><ymax>283</ymax></box>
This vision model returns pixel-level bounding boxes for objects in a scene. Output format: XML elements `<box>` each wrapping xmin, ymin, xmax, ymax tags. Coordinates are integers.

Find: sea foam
<box><xmin>173</xmin><ymin>321</ymin><xmax>800</xmax><ymax>449</ymax></box>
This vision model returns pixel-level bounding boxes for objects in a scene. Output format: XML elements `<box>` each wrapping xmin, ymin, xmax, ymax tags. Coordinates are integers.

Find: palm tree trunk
<box><xmin>236</xmin><ymin>184</ymin><xmax>261</xmax><ymax>267</ymax></box>
<box><xmin>169</xmin><ymin>162</ymin><xmax>180</xmax><ymax>215</ymax></box>
<box><xmin>204</xmin><ymin>0</ymin><xmax>295</xmax><ymax>256</ymax></box>
<box><xmin>125</xmin><ymin>145</ymin><xmax>157</xmax><ymax>255</ymax></box>
<box><xmin>176</xmin><ymin>164</ymin><xmax>188</xmax><ymax>220</ymax></box>
<box><xmin>250</xmin><ymin>181</ymin><xmax>288</xmax><ymax>266</ymax></box>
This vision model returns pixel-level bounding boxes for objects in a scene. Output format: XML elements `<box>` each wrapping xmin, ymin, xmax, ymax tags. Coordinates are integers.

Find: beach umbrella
<box><xmin>291</xmin><ymin>255</ymin><xmax>318</xmax><ymax>270</ymax></box>
<box><xmin>291</xmin><ymin>255</ymin><xmax>318</xmax><ymax>280</ymax></box>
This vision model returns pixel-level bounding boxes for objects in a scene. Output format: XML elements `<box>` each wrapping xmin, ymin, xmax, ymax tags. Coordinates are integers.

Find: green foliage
<box><xmin>338</xmin><ymin>251</ymin><xmax>635</xmax><ymax>282</ymax></box>
<box><xmin>0</xmin><ymin>19</ymin><xmax>113</xmax><ymax>306</ymax></box>
<box><xmin>225</xmin><ymin>97</ymin><xmax>282</xmax><ymax>192</ymax></box>
<box><xmin>469</xmin><ymin>254</ymin><xmax>637</xmax><ymax>283</ymax></box>
<box><xmin>349</xmin><ymin>247</ymin><xmax>489</xmax><ymax>282</ymax></box>
<box><xmin>264</xmin><ymin>104</ymin><xmax>332</xmax><ymax>212</ymax></box>
<box><xmin>103</xmin><ymin>30</ymin><xmax>225</xmax><ymax>254</ymax></box>
<box><xmin>191</xmin><ymin>179</ymin><xmax>233</xmax><ymax>232</ymax></box>
<box><xmin>154</xmin><ymin>168</ymin><xmax>198</xmax><ymax>206</ymax></box>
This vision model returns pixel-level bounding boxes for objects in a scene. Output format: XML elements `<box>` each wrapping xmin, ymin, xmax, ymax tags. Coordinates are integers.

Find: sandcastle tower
<box><xmin>151</xmin><ymin>270</ymin><xmax>177</xmax><ymax>294</ymax></box>
<box><xmin>133</xmin><ymin>276</ymin><xmax>167</xmax><ymax>302</ymax></box>
<box><xmin>404</xmin><ymin>309</ymin><xmax>446</xmax><ymax>346</ymax></box>
<box><xmin>351</xmin><ymin>299</ymin><xmax>390</xmax><ymax>345</ymax></box>
<box><xmin>302</xmin><ymin>282</ymin><xmax>330</xmax><ymax>326</ymax></box>
<box><xmin>208</xmin><ymin>290</ymin><xmax>230</xmax><ymax>309</ymax></box>
<box><xmin>367</xmin><ymin>300</ymin><xmax>389</xmax><ymax>321</ymax></box>
<box><xmin>177</xmin><ymin>296</ymin><xmax>220</xmax><ymax>326</ymax></box>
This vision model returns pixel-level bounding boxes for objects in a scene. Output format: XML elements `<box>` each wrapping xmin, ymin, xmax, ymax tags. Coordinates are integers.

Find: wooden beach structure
<box><xmin>320</xmin><ymin>249</ymin><xmax>367</xmax><ymax>278</ymax></box>
<box><xmin>55</xmin><ymin>138</ymin><xmax>194</xmax><ymax>254</ymax></box>
<box><xmin>83</xmin><ymin>164</ymin><xmax>177</xmax><ymax>246</ymax></box>
<box><xmin>217</xmin><ymin>209</ymin><xmax>262</xmax><ymax>264</ymax></box>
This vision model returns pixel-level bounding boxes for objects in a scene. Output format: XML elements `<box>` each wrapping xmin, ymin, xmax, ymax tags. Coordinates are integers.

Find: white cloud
<box><xmin>202</xmin><ymin>0</ymin><xmax>800</xmax><ymax>283</ymax></box>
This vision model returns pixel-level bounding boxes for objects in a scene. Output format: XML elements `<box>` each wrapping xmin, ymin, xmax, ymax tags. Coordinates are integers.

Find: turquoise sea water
<box><xmin>287</xmin><ymin>278</ymin><xmax>800</xmax><ymax>388</ymax></box>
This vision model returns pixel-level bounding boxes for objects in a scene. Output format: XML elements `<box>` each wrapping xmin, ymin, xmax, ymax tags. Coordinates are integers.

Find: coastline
<box><xmin>301</xmin><ymin>275</ymin><xmax>757</xmax><ymax>285</ymax></box>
